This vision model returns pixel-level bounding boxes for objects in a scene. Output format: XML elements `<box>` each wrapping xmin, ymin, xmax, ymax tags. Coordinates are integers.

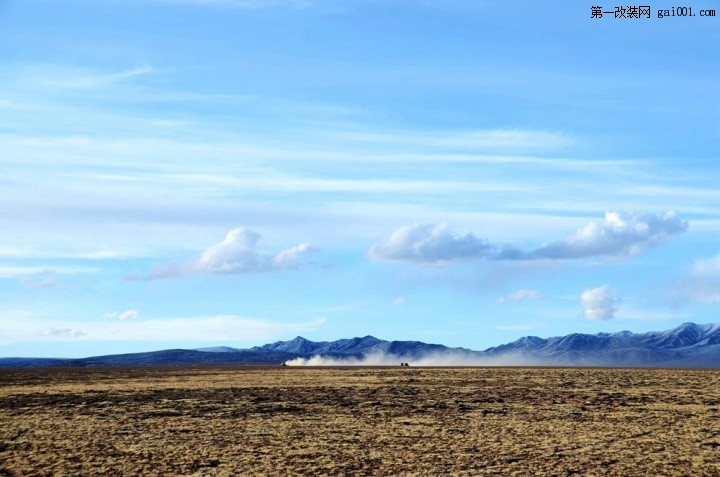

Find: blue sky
<box><xmin>0</xmin><ymin>0</ymin><xmax>718</xmax><ymax>357</ymax></box>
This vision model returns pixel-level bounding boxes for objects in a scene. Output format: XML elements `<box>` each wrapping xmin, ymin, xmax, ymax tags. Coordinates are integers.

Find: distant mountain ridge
<box><xmin>251</xmin><ymin>335</ymin><xmax>456</xmax><ymax>358</ymax></box>
<box><xmin>483</xmin><ymin>322</ymin><xmax>720</xmax><ymax>367</ymax></box>
<box><xmin>1</xmin><ymin>322</ymin><xmax>719</xmax><ymax>368</ymax></box>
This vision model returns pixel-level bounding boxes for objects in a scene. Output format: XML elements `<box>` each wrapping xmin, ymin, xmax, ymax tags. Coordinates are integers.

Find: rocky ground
<box><xmin>1</xmin><ymin>366</ymin><xmax>720</xmax><ymax>476</ymax></box>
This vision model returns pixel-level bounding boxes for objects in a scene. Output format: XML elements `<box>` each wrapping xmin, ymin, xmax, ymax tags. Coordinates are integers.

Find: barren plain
<box><xmin>1</xmin><ymin>366</ymin><xmax>720</xmax><ymax>476</ymax></box>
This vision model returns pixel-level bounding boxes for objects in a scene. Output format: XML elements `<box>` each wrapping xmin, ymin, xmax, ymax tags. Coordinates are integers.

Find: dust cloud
<box><xmin>285</xmin><ymin>351</ymin><xmax>544</xmax><ymax>367</ymax></box>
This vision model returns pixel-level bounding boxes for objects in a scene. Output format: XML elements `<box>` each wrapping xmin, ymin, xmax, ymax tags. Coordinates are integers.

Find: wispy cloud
<box><xmin>12</xmin><ymin>65</ymin><xmax>156</xmax><ymax>93</ymax></box>
<box><xmin>614</xmin><ymin>308</ymin><xmax>694</xmax><ymax>321</ymax></box>
<box><xmin>325</xmin><ymin>129</ymin><xmax>574</xmax><ymax>152</ymax></box>
<box><xmin>393</xmin><ymin>296</ymin><xmax>408</xmax><ymax>306</ymax></box>
<box><xmin>150</xmin><ymin>0</ymin><xmax>313</xmax><ymax>8</ymax></box>
<box><xmin>0</xmin><ymin>265</ymin><xmax>99</xmax><ymax>278</ymax></box>
<box><xmin>104</xmin><ymin>310</ymin><xmax>141</xmax><ymax>321</ymax></box>
<box><xmin>0</xmin><ymin>314</ymin><xmax>326</xmax><ymax>344</ymax></box>
<box><xmin>0</xmin><ymin>59</ymin><xmax>715</xmax><ymax>254</ymax></box>
<box><xmin>112</xmin><ymin>315</ymin><xmax>326</xmax><ymax>342</ymax></box>
<box><xmin>693</xmin><ymin>254</ymin><xmax>720</xmax><ymax>276</ymax></box>
<box><xmin>43</xmin><ymin>327</ymin><xmax>86</xmax><ymax>339</ymax></box>
<box><xmin>0</xmin><ymin>246</ymin><xmax>142</xmax><ymax>260</ymax></box>
<box><xmin>669</xmin><ymin>253</ymin><xmax>720</xmax><ymax>305</ymax></box>
<box><xmin>488</xmin><ymin>323</ymin><xmax>543</xmax><ymax>332</ymax></box>
<box><xmin>19</xmin><ymin>274</ymin><xmax>57</xmax><ymax>290</ymax></box>
<box><xmin>497</xmin><ymin>289</ymin><xmax>543</xmax><ymax>304</ymax></box>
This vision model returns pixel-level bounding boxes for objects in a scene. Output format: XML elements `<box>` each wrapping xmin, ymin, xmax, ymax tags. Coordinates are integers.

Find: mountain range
<box><xmin>2</xmin><ymin>322</ymin><xmax>719</xmax><ymax>368</ymax></box>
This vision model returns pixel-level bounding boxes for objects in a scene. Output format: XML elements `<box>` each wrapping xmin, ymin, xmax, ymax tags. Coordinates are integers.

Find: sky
<box><xmin>0</xmin><ymin>0</ymin><xmax>718</xmax><ymax>358</ymax></box>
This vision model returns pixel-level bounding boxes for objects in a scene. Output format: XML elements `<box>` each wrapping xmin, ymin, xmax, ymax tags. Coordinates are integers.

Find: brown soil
<box><xmin>1</xmin><ymin>366</ymin><xmax>720</xmax><ymax>476</ymax></box>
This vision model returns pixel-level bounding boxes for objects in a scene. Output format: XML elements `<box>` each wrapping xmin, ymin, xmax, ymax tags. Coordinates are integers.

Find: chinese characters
<box><xmin>591</xmin><ymin>6</ymin><xmax>652</xmax><ymax>18</ymax></box>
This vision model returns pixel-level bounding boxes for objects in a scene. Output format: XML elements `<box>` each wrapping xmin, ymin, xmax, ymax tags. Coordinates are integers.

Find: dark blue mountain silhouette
<box><xmin>483</xmin><ymin>322</ymin><xmax>720</xmax><ymax>366</ymax></box>
<box><xmin>1</xmin><ymin>322</ymin><xmax>719</xmax><ymax>368</ymax></box>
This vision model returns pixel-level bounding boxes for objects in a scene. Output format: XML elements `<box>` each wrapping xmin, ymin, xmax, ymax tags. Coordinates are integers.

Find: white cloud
<box><xmin>497</xmin><ymin>289</ymin><xmax>543</xmax><ymax>304</ymax></box>
<box><xmin>0</xmin><ymin>265</ymin><xmax>98</xmax><ymax>278</ymax></box>
<box><xmin>19</xmin><ymin>275</ymin><xmax>57</xmax><ymax>289</ymax></box>
<box><xmin>194</xmin><ymin>228</ymin><xmax>263</xmax><ymax>273</ymax></box>
<box><xmin>149</xmin><ymin>228</ymin><xmax>315</xmax><ymax>278</ymax></box>
<box><xmin>369</xmin><ymin>211</ymin><xmax>686</xmax><ymax>266</ymax></box>
<box><xmin>693</xmin><ymin>254</ymin><xmax>720</xmax><ymax>277</ymax></box>
<box><xmin>393</xmin><ymin>296</ymin><xmax>408</xmax><ymax>306</ymax></box>
<box><xmin>27</xmin><ymin>66</ymin><xmax>155</xmax><ymax>92</ymax></box>
<box><xmin>489</xmin><ymin>323</ymin><xmax>543</xmax><ymax>332</ymax></box>
<box><xmin>0</xmin><ymin>266</ymin><xmax>97</xmax><ymax>289</ymax></box>
<box><xmin>3</xmin><ymin>65</ymin><xmax>157</xmax><ymax>114</ymax></box>
<box><xmin>682</xmin><ymin>285</ymin><xmax>720</xmax><ymax>304</ymax></box>
<box><xmin>273</xmin><ymin>243</ymin><xmax>314</xmax><ymax>267</ymax></box>
<box><xmin>43</xmin><ymin>327</ymin><xmax>85</xmax><ymax>339</ymax></box>
<box><xmin>580</xmin><ymin>285</ymin><xmax>619</xmax><ymax>320</ymax></box>
<box><xmin>518</xmin><ymin>211</ymin><xmax>687</xmax><ymax>260</ymax></box>
<box><xmin>0</xmin><ymin>246</ymin><xmax>140</xmax><ymax>260</ymax></box>
<box><xmin>689</xmin><ymin>255</ymin><xmax>720</xmax><ymax>303</ymax></box>
<box><xmin>151</xmin><ymin>0</ymin><xmax>313</xmax><ymax>8</ymax></box>
<box><xmin>670</xmin><ymin>253</ymin><xmax>720</xmax><ymax>304</ymax></box>
<box><xmin>614</xmin><ymin>308</ymin><xmax>693</xmax><ymax>321</ymax></box>
<box><xmin>50</xmin><ymin>0</ymin><xmax>313</xmax><ymax>12</ymax></box>
<box><xmin>368</xmin><ymin>223</ymin><xmax>492</xmax><ymax>263</ymax></box>
<box><xmin>331</xmin><ymin>129</ymin><xmax>574</xmax><ymax>152</ymax></box>
<box><xmin>112</xmin><ymin>315</ymin><xmax>326</xmax><ymax>342</ymax></box>
<box><xmin>104</xmin><ymin>309</ymin><xmax>140</xmax><ymax>320</ymax></box>
<box><xmin>119</xmin><ymin>310</ymin><xmax>139</xmax><ymax>320</ymax></box>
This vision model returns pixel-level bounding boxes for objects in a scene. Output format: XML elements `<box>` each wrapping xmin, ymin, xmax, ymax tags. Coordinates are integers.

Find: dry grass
<box><xmin>1</xmin><ymin>366</ymin><xmax>720</xmax><ymax>476</ymax></box>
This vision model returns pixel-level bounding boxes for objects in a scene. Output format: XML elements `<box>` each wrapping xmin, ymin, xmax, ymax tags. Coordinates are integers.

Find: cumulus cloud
<box><xmin>368</xmin><ymin>223</ymin><xmax>492</xmax><ymax>263</ymax></box>
<box><xmin>580</xmin><ymin>285</ymin><xmax>619</xmax><ymax>320</ymax></box>
<box><xmin>371</xmin><ymin>211</ymin><xmax>687</xmax><ymax>265</ymax></box>
<box><xmin>518</xmin><ymin>211</ymin><xmax>687</xmax><ymax>260</ymax></box>
<box><xmin>148</xmin><ymin>228</ymin><xmax>315</xmax><ymax>278</ymax></box>
<box><xmin>104</xmin><ymin>309</ymin><xmax>140</xmax><ymax>320</ymax></box>
<box><xmin>194</xmin><ymin>228</ymin><xmax>263</xmax><ymax>273</ymax></box>
<box><xmin>497</xmin><ymin>289</ymin><xmax>543</xmax><ymax>304</ymax></box>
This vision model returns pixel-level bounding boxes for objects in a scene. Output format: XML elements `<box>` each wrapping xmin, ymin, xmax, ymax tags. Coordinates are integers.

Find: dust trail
<box><xmin>285</xmin><ymin>350</ymin><xmax>547</xmax><ymax>366</ymax></box>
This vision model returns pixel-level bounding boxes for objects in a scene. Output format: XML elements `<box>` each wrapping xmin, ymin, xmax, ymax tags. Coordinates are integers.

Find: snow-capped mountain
<box><xmin>1</xmin><ymin>322</ymin><xmax>719</xmax><ymax>367</ymax></box>
<box><xmin>251</xmin><ymin>336</ymin><xmax>454</xmax><ymax>358</ymax></box>
<box><xmin>483</xmin><ymin>322</ymin><xmax>720</xmax><ymax>366</ymax></box>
